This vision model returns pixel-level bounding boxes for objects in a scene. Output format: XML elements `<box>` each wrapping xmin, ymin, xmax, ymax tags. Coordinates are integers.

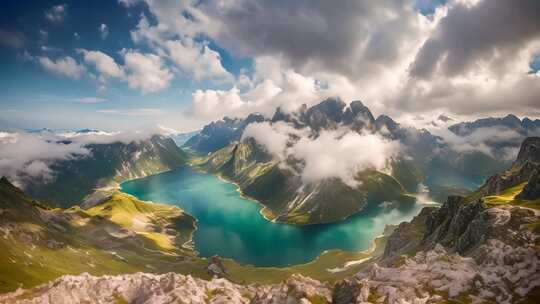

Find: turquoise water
<box><xmin>121</xmin><ymin>166</ymin><xmax>424</xmax><ymax>267</ymax></box>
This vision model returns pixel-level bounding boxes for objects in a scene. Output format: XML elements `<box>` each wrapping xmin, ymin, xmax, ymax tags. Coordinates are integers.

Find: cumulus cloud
<box><xmin>130</xmin><ymin>14</ymin><xmax>233</xmax><ymax>83</ymax></box>
<box><xmin>45</xmin><ymin>4</ymin><xmax>67</xmax><ymax>23</ymax></box>
<box><xmin>79</xmin><ymin>50</ymin><xmax>124</xmax><ymax>79</ymax></box>
<box><xmin>99</xmin><ymin>23</ymin><xmax>109</xmax><ymax>40</ymax></box>
<box><xmin>190</xmin><ymin>68</ymin><xmax>328</xmax><ymax>121</ymax></box>
<box><xmin>410</xmin><ymin>0</ymin><xmax>540</xmax><ymax>79</ymax></box>
<box><xmin>129</xmin><ymin>0</ymin><xmax>540</xmax><ymax>122</ymax></box>
<box><xmin>242</xmin><ymin>122</ymin><xmax>400</xmax><ymax>187</ymax></box>
<box><xmin>123</xmin><ymin>50</ymin><xmax>173</xmax><ymax>93</ymax></box>
<box><xmin>0</xmin><ymin>128</ymin><xmax>169</xmax><ymax>187</ymax></box>
<box><xmin>38</xmin><ymin>56</ymin><xmax>86</xmax><ymax>79</ymax></box>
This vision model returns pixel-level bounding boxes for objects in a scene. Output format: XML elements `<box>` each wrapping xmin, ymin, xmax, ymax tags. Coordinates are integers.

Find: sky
<box><xmin>0</xmin><ymin>0</ymin><xmax>539</xmax><ymax>132</ymax></box>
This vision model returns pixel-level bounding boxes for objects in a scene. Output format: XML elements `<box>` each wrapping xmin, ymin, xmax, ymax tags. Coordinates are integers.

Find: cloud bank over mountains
<box><xmin>243</xmin><ymin>121</ymin><xmax>400</xmax><ymax>187</ymax></box>
<box><xmin>0</xmin><ymin>127</ymin><xmax>170</xmax><ymax>187</ymax></box>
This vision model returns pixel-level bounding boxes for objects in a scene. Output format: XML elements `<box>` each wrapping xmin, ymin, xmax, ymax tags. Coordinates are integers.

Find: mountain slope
<box><xmin>25</xmin><ymin>135</ymin><xmax>187</xmax><ymax>207</ymax></box>
<box><xmin>0</xmin><ymin>177</ymin><xmax>203</xmax><ymax>293</ymax></box>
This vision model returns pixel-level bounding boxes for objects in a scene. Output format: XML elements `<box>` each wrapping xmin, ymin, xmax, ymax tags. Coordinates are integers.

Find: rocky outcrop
<box><xmin>481</xmin><ymin>136</ymin><xmax>540</xmax><ymax>196</ymax></box>
<box><xmin>0</xmin><ymin>273</ymin><xmax>332</xmax><ymax>304</ymax></box>
<box><xmin>515</xmin><ymin>136</ymin><xmax>540</xmax><ymax>165</ymax></box>
<box><xmin>517</xmin><ymin>169</ymin><xmax>540</xmax><ymax>200</ymax></box>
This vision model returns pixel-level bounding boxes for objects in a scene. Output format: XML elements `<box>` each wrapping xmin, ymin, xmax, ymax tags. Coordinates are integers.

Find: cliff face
<box><xmin>481</xmin><ymin>136</ymin><xmax>540</xmax><ymax>197</ymax></box>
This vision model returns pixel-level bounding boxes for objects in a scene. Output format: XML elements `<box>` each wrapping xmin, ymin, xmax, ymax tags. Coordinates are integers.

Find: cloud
<box><xmin>163</xmin><ymin>39</ymin><xmax>233</xmax><ymax>82</ymax></box>
<box><xmin>97</xmin><ymin>108</ymin><xmax>164</xmax><ymax>116</ymax></box>
<box><xmin>0</xmin><ymin>29</ymin><xmax>25</xmax><ymax>48</ymax></box>
<box><xmin>137</xmin><ymin>0</ymin><xmax>538</xmax><ymax>122</ymax></box>
<box><xmin>130</xmin><ymin>14</ymin><xmax>233</xmax><ymax>83</ymax></box>
<box><xmin>242</xmin><ymin>121</ymin><xmax>305</xmax><ymax>158</ymax></box>
<box><xmin>290</xmin><ymin>130</ymin><xmax>400</xmax><ymax>187</ymax></box>
<box><xmin>433</xmin><ymin>125</ymin><xmax>540</xmax><ymax>159</ymax></box>
<box><xmin>79</xmin><ymin>50</ymin><xmax>124</xmax><ymax>79</ymax></box>
<box><xmin>73</xmin><ymin>97</ymin><xmax>108</xmax><ymax>104</ymax></box>
<box><xmin>99</xmin><ymin>23</ymin><xmax>109</xmax><ymax>40</ymax></box>
<box><xmin>118</xmin><ymin>0</ymin><xmax>138</xmax><ymax>7</ymax></box>
<box><xmin>410</xmin><ymin>0</ymin><xmax>540</xmax><ymax>79</ymax></box>
<box><xmin>38</xmin><ymin>56</ymin><xmax>86</xmax><ymax>79</ymax></box>
<box><xmin>45</xmin><ymin>4</ymin><xmax>67</xmax><ymax>23</ymax></box>
<box><xmin>0</xmin><ymin>128</ymin><xmax>169</xmax><ymax>187</ymax></box>
<box><xmin>123</xmin><ymin>50</ymin><xmax>173</xmax><ymax>93</ymax></box>
<box><xmin>0</xmin><ymin>131</ymin><xmax>88</xmax><ymax>187</ymax></box>
<box><xmin>242</xmin><ymin>122</ymin><xmax>400</xmax><ymax>187</ymax></box>
<box><xmin>190</xmin><ymin>68</ymin><xmax>329</xmax><ymax>121</ymax></box>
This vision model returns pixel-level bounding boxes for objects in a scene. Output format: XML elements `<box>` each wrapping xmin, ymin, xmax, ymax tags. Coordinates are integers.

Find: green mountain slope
<box><xmin>25</xmin><ymin>135</ymin><xmax>187</xmax><ymax>207</ymax></box>
<box><xmin>0</xmin><ymin>177</ymin><xmax>204</xmax><ymax>293</ymax></box>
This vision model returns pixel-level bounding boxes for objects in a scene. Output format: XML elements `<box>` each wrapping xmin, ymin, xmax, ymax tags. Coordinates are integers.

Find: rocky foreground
<box><xmin>1</xmin><ymin>202</ymin><xmax>538</xmax><ymax>304</ymax></box>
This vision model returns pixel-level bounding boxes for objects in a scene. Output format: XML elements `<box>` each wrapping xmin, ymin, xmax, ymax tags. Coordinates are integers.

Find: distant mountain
<box><xmin>449</xmin><ymin>114</ymin><xmax>540</xmax><ymax>136</ymax></box>
<box><xmin>25</xmin><ymin>135</ymin><xmax>187</xmax><ymax>207</ymax></box>
<box><xmin>187</xmin><ymin>98</ymin><xmax>530</xmax><ymax>224</ymax></box>
<box><xmin>171</xmin><ymin>130</ymin><xmax>200</xmax><ymax>146</ymax></box>
<box><xmin>183</xmin><ymin>113</ymin><xmax>265</xmax><ymax>154</ymax></box>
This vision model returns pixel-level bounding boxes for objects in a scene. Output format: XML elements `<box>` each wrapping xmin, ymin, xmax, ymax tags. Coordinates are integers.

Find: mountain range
<box><xmin>24</xmin><ymin>134</ymin><xmax>187</xmax><ymax>207</ymax></box>
<box><xmin>1</xmin><ymin>135</ymin><xmax>538</xmax><ymax>303</ymax></box>
<box><xmin>186</xmin><ymin>98</ymin><xmax>538</xmax><ymax>224</ymax></box>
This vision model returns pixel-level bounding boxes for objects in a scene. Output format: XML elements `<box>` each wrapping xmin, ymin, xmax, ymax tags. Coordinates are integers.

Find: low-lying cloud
<box><xmin>0</xmin><ymin>127</ymin><xmax>169</xmax><ymax>188</ymax></box>
<box><xmin>242</xmin><ymin>122</ymin><xmax>400</xmax><ymax>187</ymax></box>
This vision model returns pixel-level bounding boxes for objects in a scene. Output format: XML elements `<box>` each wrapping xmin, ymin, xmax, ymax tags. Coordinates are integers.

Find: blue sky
<box><xmin>0</xmin><ymin>0</ymin><xmax>250</xmax><ymax>131</ymax></box>
<box><xmin>1</xmin><ymin>0</ymin><xmax>539</xmax><ymax>132</ymax></box>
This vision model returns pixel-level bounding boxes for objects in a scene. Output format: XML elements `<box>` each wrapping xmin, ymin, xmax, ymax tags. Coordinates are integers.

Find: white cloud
<box><xmin>189</xmin><ymin>68</ymin><xmax>330</xmax><ymax>121</ymax></box>
<box><xmin>291</xmin><ymin>130</ymin><xmax>400</xmax><ymax>187</ymax></box>
<box><xmin>45</xmin><ymin>4</ymin><xmax>67</xmax><ymax>23</ymax></box>
<box><xmin>123</xmin><ymin>50</ymin><xmax>173</xmax><ymax>93</ymax></box>
<box><xmin>164</xmin><ymin>39</ymin><xmax>233</xmax><ymax>82</ymax></box>
<box><xmin>0</xmin><ymin>128</ymin><xmax>169</xmax><ymax>187</ymax></box>
<box><xmin>79</xmin><ymin>50</ymin><xmax>124</xmax><ymax>79</ymax></box>
<box><xmin>0</xmin><ymin>131</ymin><xmax>88</xmax><ymax>187</ymax></box>
<box><xmin>74</xmin><ymin>97</ymin><xmax>108</xmax><ymax>104</ymax></box>
<box><xmin>38</xmin><ymin>56</ymin><xmax>86</xmax><ymax>79</ymax></box>
<box><xmin>242</xmin><ymin>122</ymin><xmax>400</xmax><ymax>187</ymax></box>
<box><xmin>118</xmin><ymin>0</ymin><xmax>138</xmax><ymax>7</ymax></box>
<box><xmin>97</xmin><ymin>108</ymin><xmax>164</xmax><ymax>116</ymax></box>
<box><xmin>130</xmin><ymin>14</ymin><xmax>233</xmax><ymax>83</ymax></box>
<box><xmin>99</xmin><ymin>23</ymin><xmax>109</xmax><ymax>40</ymax></box>
<box><xmin>131</xmin><ymin>0</ymin><xmax>540</xmax><ymax>123</ymax></box>
<box><xmin>242</xmin><ymin>121</ymin><xmax>305</xmax><ymax>159</ymax></box>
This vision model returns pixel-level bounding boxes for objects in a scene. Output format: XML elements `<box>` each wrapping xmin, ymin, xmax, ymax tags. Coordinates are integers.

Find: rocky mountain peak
<box><xmin>375</xmin><ymin>115</ymin><xmax>399</xmax><ymax>132</ymax></box>
<box><xmin>437</xmin><ymin>114</ymin><xmax>454</xmax><ymax>122</ymax></box>
<box><xmin>515</xmin><ymin>136</ymin><xmax>540</xmax><ymax>165</ymax></box>
<box><xmin>343</xmin><ymin>100</ymin><xmax>375</xmax><ymax>127</ymax></box>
